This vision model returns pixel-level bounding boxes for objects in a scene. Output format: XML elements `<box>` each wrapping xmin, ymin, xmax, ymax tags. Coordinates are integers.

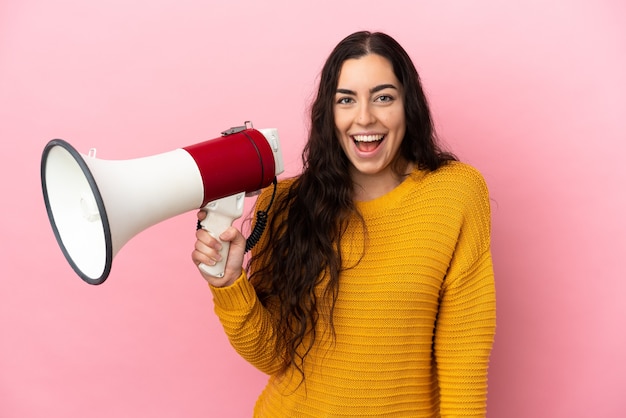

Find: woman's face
<box><xmin>334</xmin><ymin>53</ymin><xmax>406</xmax><ymax>185</ymax></box>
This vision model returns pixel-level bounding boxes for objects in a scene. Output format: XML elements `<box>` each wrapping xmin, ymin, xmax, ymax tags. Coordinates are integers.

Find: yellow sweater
<box><xmin>210</xmin><ymin>162</ymin><xmax>496</xmax><ymax>417</ymax></box>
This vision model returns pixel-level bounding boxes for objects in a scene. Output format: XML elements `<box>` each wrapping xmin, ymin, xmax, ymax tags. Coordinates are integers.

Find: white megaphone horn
<box><xmin>41</xmin><ymin>121</ymin><xmax>284</xmax><ymax>285</ymax></box>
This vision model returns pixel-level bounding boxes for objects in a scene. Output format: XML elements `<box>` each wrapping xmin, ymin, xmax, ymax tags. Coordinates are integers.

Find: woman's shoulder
<box><xmin>255</xmin><ymin>175</ymin><xmax>298</xmax><ymax>209</ymax></box>
<box><xmin>276</xmin><ymin>175</ymin><xmax>299</xmax><ymax>189</ymax></box>
<box><xmin>421</xmin><ymin>161</ymin><xmax>488</xmax><ymax>190</ymax></box>
<box><xmin>409</xmin><ymin>162</ymin><xmax>491</xmax><ymax>207</ymax></box>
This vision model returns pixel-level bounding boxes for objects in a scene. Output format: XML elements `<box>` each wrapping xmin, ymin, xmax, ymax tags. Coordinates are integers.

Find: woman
<box><xmin>192</xmin><ymin>31</ymin><xmax>496</xmax><ymax>417</ymax></box>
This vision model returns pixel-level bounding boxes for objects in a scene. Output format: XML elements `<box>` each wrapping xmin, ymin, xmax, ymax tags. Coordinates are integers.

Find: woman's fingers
<box><xmin>193</xmin><ymin>229</ymin><xmax>221</xmax><ymax>263</ymax></box>
<box><xmin>192</xmin><ymin>226</ymin><xmax>245</xmax><ymax>287</ymax></box>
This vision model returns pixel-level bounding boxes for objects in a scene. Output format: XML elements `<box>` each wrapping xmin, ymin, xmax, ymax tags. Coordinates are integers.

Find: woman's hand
<box><xmin>191</xmin><ymin>210</ymin><xmax>246</xmax><ymax>287</ymax></box>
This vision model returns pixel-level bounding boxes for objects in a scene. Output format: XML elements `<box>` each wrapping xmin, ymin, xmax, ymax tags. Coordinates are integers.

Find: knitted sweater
<box><xmin>209</xmin><ymin>162</ymin><xmax>496</xmax><ymax>417</ymax></box>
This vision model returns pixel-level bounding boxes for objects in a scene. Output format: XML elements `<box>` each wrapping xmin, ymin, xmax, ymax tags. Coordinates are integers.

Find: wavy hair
<box><xmin>248</xmin><ymin>31</ymin><xmax>456</xmax><ymax>379</ymax></box>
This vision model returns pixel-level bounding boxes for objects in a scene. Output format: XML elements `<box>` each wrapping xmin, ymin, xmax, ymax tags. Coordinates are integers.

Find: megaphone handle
<box><xmin>198</xmin><ymin>192</ymin><xmax>246</xmax><ymax>278</ymax></box>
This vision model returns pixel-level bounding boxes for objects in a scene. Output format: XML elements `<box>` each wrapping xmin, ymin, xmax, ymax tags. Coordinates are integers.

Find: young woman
<box><xmin>192</xmin><ymin>31</ymin><xmax>496</xmax><ymax>417</ymax></box>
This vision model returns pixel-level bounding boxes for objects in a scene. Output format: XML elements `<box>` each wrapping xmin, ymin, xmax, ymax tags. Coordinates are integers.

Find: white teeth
<box><xmin>353</xmin><ymin>134</ymin><xmax>384</xmax><ymax>142</ymax></box>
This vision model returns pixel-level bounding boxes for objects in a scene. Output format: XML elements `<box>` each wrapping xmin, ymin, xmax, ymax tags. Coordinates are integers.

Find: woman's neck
<box><xmin>351</xmin><ymin>162</ymin><xmax>414</xmax><ymax>202</ymax></box>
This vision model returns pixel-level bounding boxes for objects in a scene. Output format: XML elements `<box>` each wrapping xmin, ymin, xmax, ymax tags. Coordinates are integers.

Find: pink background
<box><xmin>1</xmin><ymin>1</ymin><xmax>625</xmax><ymax>417</ymax></box>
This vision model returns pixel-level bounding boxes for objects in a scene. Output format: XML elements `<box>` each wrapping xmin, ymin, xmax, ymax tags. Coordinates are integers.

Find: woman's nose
<box><xmin>356</xmin><ymin>103</ymin><xmax>376</xmax><ymax>126</ymax></box>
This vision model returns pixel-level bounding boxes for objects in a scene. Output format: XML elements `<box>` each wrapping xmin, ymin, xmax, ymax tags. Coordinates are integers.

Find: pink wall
<box><xmin>1</xmin><ymin>1</ymin><xmax>625</xmax><ymax>416</ymax></box>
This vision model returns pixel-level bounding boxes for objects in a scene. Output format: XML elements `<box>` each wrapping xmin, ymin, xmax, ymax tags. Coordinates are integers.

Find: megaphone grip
<box><xmin>197</xmin><ymin>192</ymin><xmax>246</xmax><ymax>278</ymax></box>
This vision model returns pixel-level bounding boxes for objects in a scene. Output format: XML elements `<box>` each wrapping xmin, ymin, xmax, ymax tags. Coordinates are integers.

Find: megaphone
<box><xmin>41</xmin><ymin>121</ymin><xmax>284</xmax><ymax>285</ymax></box>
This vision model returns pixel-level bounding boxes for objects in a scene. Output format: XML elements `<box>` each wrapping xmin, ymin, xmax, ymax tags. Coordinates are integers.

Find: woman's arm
<box><xmin>191</xmin><ymin>187</ymin><xmax>286</xmax><ymax>376</ymax></box>
<box><xmin>209</xmin><ymin>272</ymin><xmax>284</xmax><ymax>375</ymax></box>
<box><xmin>434</xmin><ymin>166</ymin><xmax>497</xmax><ymax>417</ymax></box>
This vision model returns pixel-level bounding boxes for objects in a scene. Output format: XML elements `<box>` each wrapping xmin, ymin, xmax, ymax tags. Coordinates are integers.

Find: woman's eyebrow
<box><xmin>370</xmin><ymin>84</ymin><xmax>398</xmax><ymax>94</ymax></box>
<box><xmin>335</xmin><ymin>84</ymin><xmax>398</xmax><ymax>95</ymax></box>
<box><xmin>336</xmin><ymin>88</ymin><xmax>356</xmax><ymax>95</ymax></box>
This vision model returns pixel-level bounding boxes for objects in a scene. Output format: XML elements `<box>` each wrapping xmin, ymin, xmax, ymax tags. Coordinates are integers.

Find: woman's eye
<box><xmin>376</xmin><ymin>95</ymin><xmax>393</xmax><ymax>103</ymax></box>
<box><xmin>337</xmin><ymin>97</ymin><xmax>354</xmax><ymax>105</ymax></box>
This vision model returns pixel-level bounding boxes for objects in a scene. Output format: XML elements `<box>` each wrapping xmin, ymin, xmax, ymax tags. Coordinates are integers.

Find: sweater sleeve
<box><xmin>434</xmin><ymin>166</ymin><xmax>497</xmax><ymax>417</ymax></box>
<box><xmin>208</xmin><ymin>183</ymin><xmax>291</xmax><ymax>376</ymax></box>
<box><xmin>209</xmin><ymin>272</ymin><xmax>284</xmax><ymax>375</ymax></box>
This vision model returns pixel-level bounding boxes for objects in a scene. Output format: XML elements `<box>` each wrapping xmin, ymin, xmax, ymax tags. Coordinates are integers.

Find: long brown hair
<box><xmin>248</xmin><ymin>31</ymin><xmax>456</xmax><ymax>379</ymax></box>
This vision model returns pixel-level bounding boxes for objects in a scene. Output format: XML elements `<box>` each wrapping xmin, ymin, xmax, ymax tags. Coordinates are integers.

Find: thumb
<box><xmin>219</xmin><ymin>226</ymin><xmax>244</xmax><ymax>245</ymax></box>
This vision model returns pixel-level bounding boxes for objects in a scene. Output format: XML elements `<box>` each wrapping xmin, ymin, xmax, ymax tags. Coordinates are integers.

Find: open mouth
<box><xmin>353</xmin><ymin>134</ymin><xmax>385</xmax><ymax>152</ymax></box>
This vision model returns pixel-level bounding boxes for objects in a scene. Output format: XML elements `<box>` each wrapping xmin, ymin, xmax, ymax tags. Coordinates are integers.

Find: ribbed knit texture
<box><xmin>210</xmin><ymin>162</ymin><xmax>496</xmax><ymax>417</ymax></box>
